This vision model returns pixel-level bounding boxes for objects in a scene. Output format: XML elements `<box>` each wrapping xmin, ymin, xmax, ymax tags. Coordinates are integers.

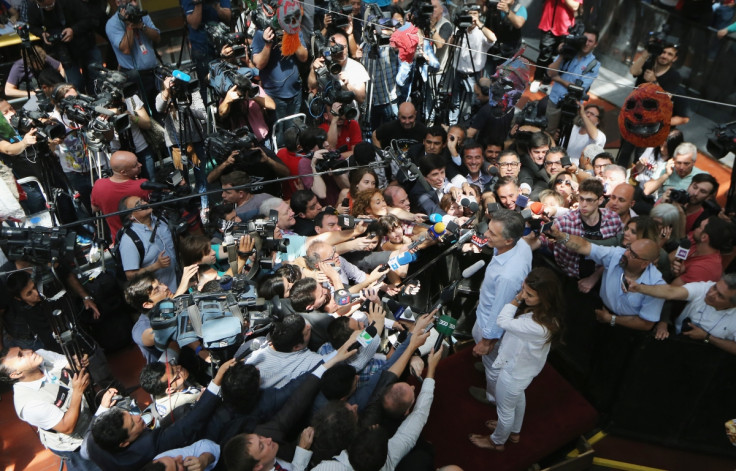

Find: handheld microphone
<box><xmin>460</xmin><ymin>198</ymin><xmax>479</xmax><ymax>213</ymax></box>
<box><xmin>140</xmin><ymin>181</ymin><xmax>169</xmax><ymax>191</ymax></box>
<box><xmin>529</xmin><ymin>201</ymin><xmax>544</xmax><ymax>215</ymax></box>
<box><xmin>387</xmin><ymin>251</ymin><xmax>417</xmax><ymax>270</ymax></box>
<box><xmin>482</xmin><ymin>162</ymin><xmax>499</xmax><ymax>176</ymax></box>
<box><xmin>433</xmin><ymin>314</ymin><xmax>457</xmax><ymax>352</ymax></box>
<box><xmin>172</xmin><ymin>70</ymin><xmax>192</xmax><ymax>82</ymax></box>
<box><xmin>430</xmin><ymin>260</ymin><xmax>486</xmax><ymax>312</ymax></box>
<box><xmin>675</xmin><ymin>237</ymin><xmax>692</xmax><ymax>261</ymax></box>
<box><xmin>337</xmin><ymin>215</ymin><xmax>376</xmax><ymax>229</ymax></box>
<box><xmin>427</xmin><ymin>222</ymin><xmax>446</xmax><ymax>240</ymax></box>
<box><xmin>335</xmin><ymin>289</ymin><xmax>361</xmax><ymax>306</ymax></box>
<box><xmin>519</xmin><ymin>183</ymin><xmax>532</xmax><ymax>196</ymax></box>
<box><xmin>515</xmin><ymin>194</ymin><xmax>529</xmax><ymax>209</ymax></box>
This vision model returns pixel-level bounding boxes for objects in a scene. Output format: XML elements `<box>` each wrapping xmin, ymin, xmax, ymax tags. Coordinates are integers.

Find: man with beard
<box><xmin>372</xmin><ymin>102</ymin><xmax>428</xmax><ymax>150</ymax></box>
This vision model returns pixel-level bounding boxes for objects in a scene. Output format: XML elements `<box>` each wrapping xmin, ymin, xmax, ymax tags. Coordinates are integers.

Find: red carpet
<box><xmin>423</xmin><ymin>347</ymin><xmax>598</xmax><ymax>470</ymax></box>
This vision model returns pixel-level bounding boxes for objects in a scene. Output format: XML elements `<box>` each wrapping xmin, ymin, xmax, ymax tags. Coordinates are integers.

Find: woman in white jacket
<box><xmin>469</xmin><ymin>267</ymin><xmax>564</xmax><ymax>451</ymax></box>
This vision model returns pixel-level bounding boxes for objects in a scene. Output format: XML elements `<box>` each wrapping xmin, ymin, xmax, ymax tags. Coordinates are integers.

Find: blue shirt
<box><xmin>106</xmin><ymin>14</ymin><xmax>160</xmax><ymax>70</ymax></box>
<box><xmin>476</xmin><ymin>240</ymin><xmax>533</xmax><ymax>340</ymax></box>
<box><xmin>181</xmin><ymin>0</ymin><xmax>231</xmax><ymax>54</ymax></box>
<box><xmin>119</xmin><ymin>216</ymin><xmax>178</xmax><ymax>293</ymax></box>
<box><xmin>548</xmin><ymin>52</ymin><xmax>600</xmax><ymax>105</ymax></box>
<box><xmin>588</xmin><ymin>244</ymin><xmax>665</xmax><ymax>321</ymax></box>
<box><xmin>251</xmin><ymin>30</ymin><xmax>305</xmax><ymax>99</ymax></box>
<box><xmin>662</xmin><ymin>167</ymin><xmax>705</xmax><ymax>193</ymax></box>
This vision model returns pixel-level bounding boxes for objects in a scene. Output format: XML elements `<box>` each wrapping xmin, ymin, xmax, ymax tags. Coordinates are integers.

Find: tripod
<box><xmin>169</xmin><ymin>90</ymin><xmax>210</xmax><ymax>209</ymax></box>
<box><xmin>433</xmin><ymin>26</ymin><xmax>479</xmax><ymax>126</ymax></box>
<box><xmin>360</xmin><ymin>39</ymin><xmax>396</xmax><ymax>138</ymax></box>
<box><xmin>18</xmin><ymin>36</ymin><xmax>43</xmax><ymax>100</ymax></box>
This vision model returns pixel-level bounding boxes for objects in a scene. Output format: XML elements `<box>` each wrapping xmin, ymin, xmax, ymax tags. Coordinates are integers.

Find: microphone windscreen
<box><xmin>462</xmin><ymin>259</ymin><xmax>486</xmax><ymax>278</ymax></box>
<box><xmin>530</xmin><ymin>201</ymin><xmax>544</xmax><ymax>215</ymax></box>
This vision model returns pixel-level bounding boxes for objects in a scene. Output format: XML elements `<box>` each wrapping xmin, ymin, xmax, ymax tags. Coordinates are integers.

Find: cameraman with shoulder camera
<box><xmin>181</xmin><ymin>0</ymin><xmax>231</xmax><ymax>98</ymax></box>
<box><xmin>27</xmin><ymin>0</ymin><xmax>102</xmax><ymax>94</ymax></box>
<box><xmin>545</xmin><ymin>26</ymin><xmax>600</xmax><ymax>135</ymax></box>
<box><xmin>661</xmin><ymin>173</ymin><xmax>719</xmax><ymax>234</ymax></box>
<box><xmin>106</xmin><ymin>0</ymin><xmax>161</xmax><ymax>108</ymax></box>
<box><xmin>217</xmin><ymin>75</ymin><xmax>276</xmax><ymax>144</ymax></box>
<box><xmin>309</xmin><ymin>31</ymin><xmax>369</xmax><ymax>104</ymax></box>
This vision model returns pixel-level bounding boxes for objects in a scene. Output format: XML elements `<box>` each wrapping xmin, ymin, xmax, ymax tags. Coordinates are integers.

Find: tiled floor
<box><xmin>1</xmin><ymin>344</ymin><xmax>147</xmax><ymax>471</ymax></box>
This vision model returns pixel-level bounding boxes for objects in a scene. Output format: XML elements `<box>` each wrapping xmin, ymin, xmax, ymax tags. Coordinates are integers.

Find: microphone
<box><xmin>434</xmin><ymin>314</ymin><xmax>457</xmax><ymax>352</ymax></box>
<box><xmin>173</xmin><ymin>70</ymin><xmax>193</xmax><ymax>82</ymax></box>
<box><xmin>140</xmin><ymin>181</ymin><xmax>169</xmax><ymax>191</ymax></box>
<box><xmin>335</xmin><ymin>289</ymin><xmax>361</xmax><ymax>306</ymax></box>
<box><xmin>482</xmin><ymin>162</ymin><xmax>499</xmax><ymax>176</ymax></box>
<box><xmin>674</xmin><ymin>237</ymin><xmax>692</xmax><ymax>261</ymax></box>
<box><xmin>456</xmin><ymin>229</ymin><xmax>475</xmax><ymax>246</ymax></box>
<box><xmin>529</xmin><ymin>201</ymin><xmax>544</xmax><ymax>215</ymax></box>
<box><xmin>519</xmin><ymin>183</ymin><xmax>532</xmax><ymax>196</ymax></box>
<box><xmin>430</xmin><ymin>260</ymin><xmax>485</xmax><ymax>312</ymax></box>
<box><xmin>337</xmin><ymin>215</ymin><xmax>376</xmax><ymax>229</ymax></box>
<box><xmin>388</xmin><ymin>251</ymin><xmax>417</xmax><ymax>270</ymax></box>
<box><xmin>427</xmin><ymin>222</ymin><xmax>446</xmax><ymax>240</ymax></box>
<box><xmin>460</xmin><ymin>198</ymin><xmax>479</xmax><ymax>213</ymax></box>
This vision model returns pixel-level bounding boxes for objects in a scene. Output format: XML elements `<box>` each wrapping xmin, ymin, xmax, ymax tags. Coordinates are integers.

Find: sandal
<box><xmin>469</xmin><ymin>434</ymin><xmax>505</xmax><ymax>451</ymax></box>
<box><xmin>484</xmin><ymin>420</ymin><xmax>520</xmax><ymax>444</ymax></box>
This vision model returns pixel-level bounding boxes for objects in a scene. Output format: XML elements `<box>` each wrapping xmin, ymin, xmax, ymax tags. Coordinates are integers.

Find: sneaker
<box><xmin>529</xmin><ymin>80</ymin><xmax>541</xmax><ymax>93</ymax></box>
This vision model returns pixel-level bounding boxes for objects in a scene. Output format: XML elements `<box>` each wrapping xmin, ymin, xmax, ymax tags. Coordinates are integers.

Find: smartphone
<box><xmin>681</xmin><ymin>317</ymin><xmax>693</xmax><ymax>332</ymax></box>
<box><xmin>541</xmin><ymin>221</ymin><xmax>554</xmax><ymax>234</ymax></box>
<box><xmin>342</xmin><ymin>198</ymin><xmax>349</xmax><ymax>207</ymax></box>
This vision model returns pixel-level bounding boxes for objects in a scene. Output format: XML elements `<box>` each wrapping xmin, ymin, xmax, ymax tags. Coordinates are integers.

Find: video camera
<box><xmin>328</xmin><ymin>0</ymin><xmax>353</xmax><ymax>29</ymax></box>
<box><xmin>558</xmin><ymin>78</ymin><xmax>588</xmax><ymax>120</ymax></box>
<box><xmin>646</xmin><ymin>24</ymin><xmax>671</xmax><ymax>57</ymax></box>
<box><xmin>409</xmin><ymin>0</ymin><xmax>434</xmax><ymax>33</ymax></box>
<box><xmin>707</xmin><ymin>121</ymin><xmax>736</xmax><ymax>159</ymax></box>
<box><xmin>252</xmin><ymin>0</ymin><xmax>283</xmax><ymax>47</ymax></box>
<box><xmin>59</xmin><ymin>94</ymin><xmax>131</xmax><ymax>137</ymax></box>
<box><xmin>206</xmin><ymin>21</ymin><xmax>247</xmax><ymax>58</ymax></box>
<box><xmin>9</xmin><ymin>110</ymin><xmax>66</xmax><ymax>141</ymax></box>
<box><xmin>229</xmin><ymin>210</ymin><xmax>289</xmax><ymax>255</ymax></box>
<box><xmin>15</xmin><ymin>23</ymin><xmax>32</xmax><ymax>44</ymax></box>
<box><xmin>206</xmin><ymin>128</ymin><xmax>260</xmax><ymax>164</ymax></box>
<box><xmin>92</xmin><ymin>64</ymin><xmax>139</xmax><ymax>105</ymax></box>
<box><xmin>454</xmin><ymin>4</ymin><xmax>480</xmax><ymax>30</ymax></box>
<box><xmin>517</xmin><ymin>100</ymin><xmax>547</xmax><ymax>129</ymax></box>
<box><xmin>559</xmin><ymin>22</ymin><xmax>587</xmax><ymax>62</ymax></box>
<box><xmin>209</xmin><ymin>60</ymin><xmax>259</xmax><ymax>99</ymax></box>
<box><xmin>0</xmin><ymin>227</ymin><xmax>77</xmax><ymax>264</ymax></box>
<box><xmin>154</xmin><ymin>66</ymin><xmax>199</xmax><ymax>103</ymax></box>
<box><xmin>363</xmin><ymin>16</ymin><xmax>395</xmax><ymax>47</ymax></box>
<box><xmin>120</xmin><ymin>3</ymin><xmax>148</xmax><ymax>23</ymax></box>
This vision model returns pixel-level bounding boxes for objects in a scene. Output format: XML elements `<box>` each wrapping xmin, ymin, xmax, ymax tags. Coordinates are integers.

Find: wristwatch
<box><xmin>83</xmin><ymin>295</ymin><xmax>94</xmax><ymax>301</ymax></box>
<box><xmin>610</xmin><ymin>315</ymin><xmax>617</xmax><ymax>327</ymax></box>
<box><xmin>704</xmin><ymin>333</ymin><xmax>711</xmax><ymax>344</ymax></box>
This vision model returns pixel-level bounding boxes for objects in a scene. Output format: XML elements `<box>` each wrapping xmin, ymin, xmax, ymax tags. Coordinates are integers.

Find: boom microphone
<box><xmin>430</xmin><ymin>260</ymin><xmax>485</xmax><ymax>312</ymax></box>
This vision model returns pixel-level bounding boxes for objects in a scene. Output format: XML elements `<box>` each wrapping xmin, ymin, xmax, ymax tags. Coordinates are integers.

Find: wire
<box><xmin>301</xmin><ymin>0</ymin><xmax>736</xmax><ymax>109</ymax></box>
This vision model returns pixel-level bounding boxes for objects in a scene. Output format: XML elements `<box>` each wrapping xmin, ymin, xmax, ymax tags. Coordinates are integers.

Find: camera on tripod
<box><xmin>558</xmin><ymin>78</ymin><xmax>588</xmax><ymax>120</ymax></box>
<box><xmin>209</xmin><ymin>61</ymin><xmax>259</xmax><ymax>99</ymax></box>
<box><xmin>409</xmin><ymin>0</ymin><xmax>434</xmax><ymax>32</ymax></box>
<box><xmin>364</xmin><ymin>17</ymin><xmax>395</xmax><ymax>47</ymax></box>
<box><xmin>559</xmin><ymin>22</ymin><xmax>587</xmax><ymax>62</ymax></box>
<box><xmin>155</xmin><ymin>66</ymin><xmax>199</xmax><ymax>102</ymax></box>
<box><xmin>121</xmin><ymin>3</ymin><xmax>148</xmax><ymax>23</ymax></box>
<box><xmin>93</xmin><ymin>65</ymin><xmax>139</xmax><ymax>104</ymax></box>
<box><xmin>59</xmin><ymin>95</ymin><xmax>131</xmax><ymax>137</ymax></box>
<box><xmin>15</xmin><ymin>23</ymin><xmax>32</xmax><ymax>43</ymax></box>
<box><xmin>517</xmin><ymin>101</ymin><xmax>547</xmax><ymax>129</ymax></box>
<box><xmin>10</xmin><ymin>110</ymin><xmax>66</xmax><ymax>141</ymax></box>
<box><xmin>206</xmin><ymin>22</ymin><xmax>247</xmax><ymax>58</ymax></box>
<box><xmin>707</xmin><ymin>121</ymin><xmax>736</xmax><ymax>159</ymax></box>
<box><xmin>327</xmin><ymin>0</ymin><xmax>353</xmax><ymax>29</ymax></box>
<box><xmin>454</xmin><ymin>5</ymin><xmax>480</xmax><ymax>30</ymax></box>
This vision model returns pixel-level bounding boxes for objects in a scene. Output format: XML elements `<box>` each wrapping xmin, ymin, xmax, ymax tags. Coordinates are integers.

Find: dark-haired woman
<box><xmin>469</xmin><ymin>267</ymin><xmax>564</xmax><ymax>451</ymax></box>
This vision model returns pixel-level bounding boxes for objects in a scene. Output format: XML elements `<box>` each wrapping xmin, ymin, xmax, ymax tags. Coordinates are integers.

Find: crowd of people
<box><xmin>2</xmin><ymin>0</ymin><xmax>736</xmax><ymax>469</ymax></box>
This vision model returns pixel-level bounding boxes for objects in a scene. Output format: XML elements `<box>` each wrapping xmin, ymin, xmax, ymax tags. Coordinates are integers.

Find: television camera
<box><xmin>208</xmin><ymin>60</ymin><xmax>259</xmax><ymax>99</ymax></box>
<box><xmin>559</xmin><ymin>22</ymin><xmax>587</xmax><ymax>62</ymax></box>
<box><xmin>206</xmin><ymin>21</ymin><xmax>247</xmax><ymax>58</ymax></box>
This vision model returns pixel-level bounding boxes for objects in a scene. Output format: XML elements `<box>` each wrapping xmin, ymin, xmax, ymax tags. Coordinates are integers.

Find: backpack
<box><xmin>112</xmin><ymin>225</ymin><xmax>145</xmax><ymax>283</ymax></box>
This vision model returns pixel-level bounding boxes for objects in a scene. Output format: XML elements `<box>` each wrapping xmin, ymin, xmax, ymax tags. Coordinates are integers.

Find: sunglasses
<box><xmin>555</xmin><ymin>179</ymin><xmax>572</xmax><ymax>186</ymax></box>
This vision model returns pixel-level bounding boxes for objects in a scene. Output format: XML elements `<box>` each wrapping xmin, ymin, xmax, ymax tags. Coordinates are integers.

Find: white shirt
<box><xmin>677</xmin><ymin>282</ymin><xmax>736</xmax><ymax>338</ymax></box>
<box><xmin>454</xmin><ymin>27</ymin><xmax>494</xmax><ymax>73</ymax></box>
<box><xmin>492</xmin><ymin>304</ymin><xmax>551</xmax><ymax>379</ymax></box>
<box><xmin>565</xmin><ymin>125</ymin><xmax>606</xmax><ymax>166</ymax></box>
<box><xmin>154</xmin><ymin>439</ymin><xmax>220</xmax><ymax>471</ymax></box>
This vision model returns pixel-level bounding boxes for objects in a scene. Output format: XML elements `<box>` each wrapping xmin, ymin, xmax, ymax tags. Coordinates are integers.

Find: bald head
<box><xmin>631</xmin><ymin>238</ymin><xmax>659</xmax><ymax>262</ymax></box>
<box><xmin>606</xmin><ymin>183</ymin><xmax>635</xmax><ymax>218</ymax></box>
<box><xmin>110</xmin><ymin>151</ymin><xmax>141</xmax><ymax>179</ymax></box>
<box><xmin>398</xmin><ymin>103</ymin><xmax>417</xmax><ymax>130</ymax></box>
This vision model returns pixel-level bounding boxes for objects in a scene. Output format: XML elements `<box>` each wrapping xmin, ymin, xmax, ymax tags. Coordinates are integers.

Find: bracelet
<box><xmin>704</xmin><ymin>333</ymin><xmax>711</xmax><ymax>344</ymax></box>
<box><xmin>83</xmin><ymin>295</ymin><xmax>94</xmax><ymax>301</ymax></box>
<box><xmin>560</xmin><ymin>233</ymin><xmax>570</xmax><ymax>246</ymax></box>
<box><xmin>610</xmin><ymin>315</ymin><xmax>617</xmax><ymax>327</ymax></box>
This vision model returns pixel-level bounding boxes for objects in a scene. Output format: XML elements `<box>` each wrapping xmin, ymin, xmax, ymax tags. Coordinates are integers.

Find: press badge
<box><xmin>140</xmin><ymin>43</ymin><xmax>148</xmax><ymax>55</ymax></box>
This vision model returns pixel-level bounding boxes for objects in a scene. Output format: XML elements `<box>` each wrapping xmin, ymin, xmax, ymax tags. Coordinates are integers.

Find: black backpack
<box><xmin>112</xmin><ymin>225</ymin><xmax>145</xmax><ymax>283</ymax></box>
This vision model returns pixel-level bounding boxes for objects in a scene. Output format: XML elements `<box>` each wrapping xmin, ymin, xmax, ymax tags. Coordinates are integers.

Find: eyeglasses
<box><xmin>545</xmin><ymin>160</ymin><xmax>562</xmax><ymax>167</ymax></box>
<box><xmin>555</xmin><ymin>179</ymin><xmax>572</xmax><ymax>186</ymax></box>
<box><xmin>578</xmin><ymin>196</ymin><xmax>599</xmax><ymax>204</ymax></box>
<box><xmin>151</xmin><ymin>283</ymin><xmax>167</xmax><ymax>295</ymax></box>
<box><xmin>585</xmin><ymin>110</ymin><xmax>600</xmax><ymax>118</ymax></box>
<box><xmin>499</xmin><ymin>162</ymin><xmax>520</xmax><ymax>168</ymax></box>
<box><xmin>627</xmin><ymin>246</ymin><xmax>653</xmax><ymax>262</ymax></box>
<box><xmin>132</xmin><ymin>200</ymin><xmax>146</xmax><ymax>210</ymax></box>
